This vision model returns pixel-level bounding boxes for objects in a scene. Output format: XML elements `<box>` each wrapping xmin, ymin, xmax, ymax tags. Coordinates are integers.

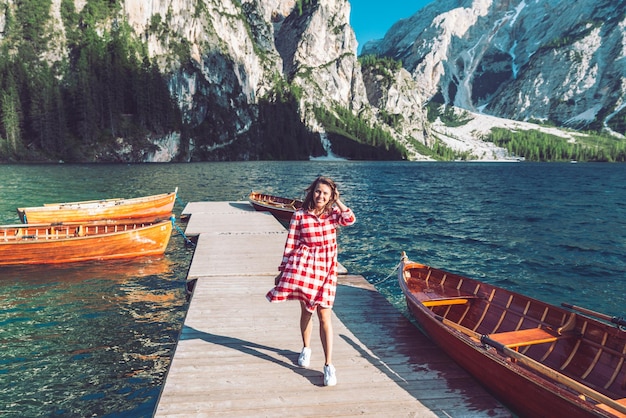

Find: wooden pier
<box><xmin>153</xmin><ymin>202</ymin><xmax>512</xmax><ymax>417</ymax></box>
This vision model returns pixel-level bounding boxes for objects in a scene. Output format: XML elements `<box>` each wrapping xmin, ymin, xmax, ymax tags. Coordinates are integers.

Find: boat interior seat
<box><xmin>422</xmin><ymin>295</ymin><xmax>480</xmax><ymax>307</ymax></box>
<box><xmin>488</xmin><ymin>327</ymin><xmax>566</xmax><ymax>349</ymax></box>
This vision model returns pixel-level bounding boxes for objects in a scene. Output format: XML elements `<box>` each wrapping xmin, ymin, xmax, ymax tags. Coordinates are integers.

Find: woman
<box><xmin>266</xmin><ymin>176</ymin><xmax>356</xmax><ymax>386</ymax></box>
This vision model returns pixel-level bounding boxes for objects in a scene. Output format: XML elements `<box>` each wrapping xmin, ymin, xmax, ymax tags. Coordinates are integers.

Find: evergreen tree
<box><xmin>0</xmin><ymin>71</ymin><xmax>22</xmax><ymax>157</ymax></box>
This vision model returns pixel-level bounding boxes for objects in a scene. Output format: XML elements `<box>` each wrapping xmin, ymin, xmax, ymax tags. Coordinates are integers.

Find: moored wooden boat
<box><xmin>17</xmin><ymin>188</ymin><xmax>178</xmax><ymax>223</ymax></box>
<box><xmin>248</xmin><ymin>191</ymin><xmax>302</xmax><ymax>222</ymax></box>
<box><xmin>0</xmin><ymin>219</ymin><xmax>172</xmax><ymax>265</ymax></box>
<box><xmin>398</xmin><ymin>252</ymin><xmax>626</xmax><ymax>418</ymax></box>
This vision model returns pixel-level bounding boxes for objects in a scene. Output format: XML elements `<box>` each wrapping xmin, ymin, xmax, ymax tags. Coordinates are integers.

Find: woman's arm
<box><xmin>279</xmin><ymin>210</ymin><xmax>301</xmax><ymax>271</ymax></box>
<box><xmin>334</xmin><ymin>198</ymin><xmax>355</xmax><ymax>226</ymax></box>
<box><xmin>335</xmin><ymin>198</ymin><xmax>349</xmax><ymax>212</ymax></box>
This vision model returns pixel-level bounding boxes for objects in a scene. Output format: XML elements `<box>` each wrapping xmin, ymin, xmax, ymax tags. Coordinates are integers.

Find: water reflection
<box><xmin>1</xmin><ymin>256</ymin><xmax>173</xmax><ymax>284</ymax></box>
<box><xmin>0</xmin><ymin>243</ymin><xmax>190</xmax><ymax>417</ymax></box>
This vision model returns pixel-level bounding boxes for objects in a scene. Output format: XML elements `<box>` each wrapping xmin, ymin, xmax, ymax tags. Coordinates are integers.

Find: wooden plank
<box><xmin>489</xmin><ymin>328</ymin><xmax>559</xmax><ymax>348</ymax></box>
<box><xmin>184</xmin><ymin>210</ymin><xmax>285</xmax><ymax>236</ymax></box>
<box><xmin>423</xmin><ymin>298</ymin><xmax>471</xmax><ymax>307</ymax></box>
<box><xmin>181</xmin><ymin>201</ymin><xmax>254</xmax><ymax>217</ymax></box>
<box><xmin>187</xmin><ymin>232</ymin><xmax>286</xmax><ymax>278</ymax></box>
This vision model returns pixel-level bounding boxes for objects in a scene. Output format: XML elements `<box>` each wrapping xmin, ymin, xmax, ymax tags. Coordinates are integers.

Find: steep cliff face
<box><xmin>120</xmin><ymin>0</ymin><xmax>429</xmax><ymax>160</ymax></box>
<box><xmin>119</xmin><ymin>0</ymin><xmax>395</xmax><ymax>160</ymax></box>
<box><xmin>271</xmin><ymin>0</ymin><xmax>427</xmax><ymax>157</ymax></box>
<box><xmin>362</xmin><ymin>0</ymin><xmax>626</xmax><ymax>134</ymax></box>
<box><xmin>121</xmin><ymin>0</ymin><xmax>278</xmax><ymax>159</ymax></box>
<box><xmin>360</xmin><ymin>63</ymin><xmax>428</xmax><ymax>159</ymax></box>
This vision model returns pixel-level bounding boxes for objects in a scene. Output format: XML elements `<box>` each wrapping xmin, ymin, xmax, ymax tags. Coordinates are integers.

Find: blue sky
<box><xmin>349</xmin><ymin>0</ymin><xmax>433</xmax><ymax>52</ymax></box>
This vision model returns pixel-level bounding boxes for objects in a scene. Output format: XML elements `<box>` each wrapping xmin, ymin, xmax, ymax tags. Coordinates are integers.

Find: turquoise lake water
<box><xmin>0</xmin><ymin>161</ymin><xmax>624</xmax><ymax>416</ymax></box>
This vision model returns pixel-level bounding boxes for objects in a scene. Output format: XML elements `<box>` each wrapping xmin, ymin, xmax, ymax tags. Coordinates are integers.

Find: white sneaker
<box><xmin>323</xmin><ymin>364</ymin><xmax>337</xmax><ymax>386</ymax></box>
<box><xmin>298</xmin><ymin>347</ymin><xmax>311</xmax><ymax>368</ymax></box>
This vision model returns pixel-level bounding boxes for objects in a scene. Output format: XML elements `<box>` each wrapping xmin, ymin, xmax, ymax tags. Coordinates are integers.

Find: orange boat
<box><xmin>398</xmin><ymin>252</ymin><xmax>626</xmax><ymax>418</ymax></box>
<box><xmin>17</xmin><ymin>189</ymin><xmax>178</xmax><ymax>224</ymax></box>
<box><xmin>248</xmin><ymin>191</ymin><xmax>302</xmax><ymax>223</ymax></box>
<box><xmin>0</xmin><ymin>219</ymin><xmax>172</xmax><ymax>265</ymax></box>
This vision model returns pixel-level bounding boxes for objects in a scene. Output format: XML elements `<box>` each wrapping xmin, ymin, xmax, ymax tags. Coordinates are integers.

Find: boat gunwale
<box><xmin>1</xmin><ymin>219</ymin><xmax>172</xmax><ymax>244</ymax></box>
<box><xmin>17</xmin><ymin>189</ymin><xmax>177</xmax><ymax>213</ymax></box>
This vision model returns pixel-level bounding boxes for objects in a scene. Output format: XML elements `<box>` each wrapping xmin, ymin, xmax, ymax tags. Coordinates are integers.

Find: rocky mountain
<box><xmin>0</xmin><ymin>0</ymin><xmax>624</xmax><ymax>162</ymax></box>
<box><xmin>363</xmin><ymin>0</ymin><xmax>626</xmax><ymax>136</ymax></box>
<box><xmin>1</xmin><ymin>0</ymin><xmax>414</xmax><ymax>162</ymax></box>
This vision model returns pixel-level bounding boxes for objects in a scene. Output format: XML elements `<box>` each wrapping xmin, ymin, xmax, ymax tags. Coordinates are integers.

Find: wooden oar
<box><xmin>561</xmin><ymin>303</ymin><xmax>626</xmax><ymax>327</ymax></box>
<box><xmin>434</xmin><ymin>315</ymin><xmax>626</xmax><ymax>415</ymax></box>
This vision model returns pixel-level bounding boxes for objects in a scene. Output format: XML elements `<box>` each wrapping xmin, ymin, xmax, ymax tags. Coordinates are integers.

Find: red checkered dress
<box><xmin>266</xmin><ymin>206</ymin><xmax>356</xmax><ymax>312</ymax></box>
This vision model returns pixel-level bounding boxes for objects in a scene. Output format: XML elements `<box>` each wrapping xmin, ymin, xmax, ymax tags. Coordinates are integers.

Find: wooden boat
<box><xmin>398</xmin><ymin>252</ymin><xmax>626</xmax><ymax>418</ymax></box>
<box><xmin>0</xmin><ymin>219</ymin><xmax>172</xmax><ymax>265</ymax></box>
<box><xmin>248</xmin><ymin>191</ymin><xmax>302</xmax><ymax>222</ymax></box>
<box><xmin>17</xmin><ymin>188</ymin><xmax>178</xmax><ymax>224</ymax></box>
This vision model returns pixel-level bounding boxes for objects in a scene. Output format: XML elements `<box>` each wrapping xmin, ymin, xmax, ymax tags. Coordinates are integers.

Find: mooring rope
<box><xmin>170</xmin><ymin>215</ymin><xmax>195</xmax><ymax>247</ymax></box>
<box><xmin>370</xmin><ymin>261</ymin><xmax>402</xmax><ymax>286</ymax></box>
<box><xmin>175</xmin><ymin>195</ymin><xmax>187</xmax><ymax>209</ymax></box>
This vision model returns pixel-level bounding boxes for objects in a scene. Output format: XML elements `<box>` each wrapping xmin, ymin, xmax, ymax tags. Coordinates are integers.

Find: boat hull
<box><xmin>17</xmin><ymin>190</ymin><xmax>177</xmax><ymax>223</ymax></box>
<box><xmin>399</xmin><ymin>254</ymin><xmax>626</xmax><ymax>418</ymax></box>
<box><xmin>0</xmin><ymin>220</ymin><xmax>172</xmax><ymax>265</ymax></box>
<box><xmin>404</xmin><ymin>298</ymin><xmax>611</xmax><ymax>417</ymax></box>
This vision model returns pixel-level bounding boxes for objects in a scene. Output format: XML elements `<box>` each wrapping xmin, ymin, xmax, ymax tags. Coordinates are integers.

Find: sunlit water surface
<box><xmin>0</xmin><ymin>161</ymin><xmax>624</xmax><ymax>416</ymax></box>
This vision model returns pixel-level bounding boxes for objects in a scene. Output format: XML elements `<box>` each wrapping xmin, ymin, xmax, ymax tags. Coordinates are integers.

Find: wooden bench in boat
<box><xmin>489</xmin><ymin>328</ymin><xmax>563</xmax><ymax>349</ymax></box>
<box><xmin>488</xmin><ymin>313</ymin><xmax>578</xmax><ymax>349</ymax></box>
<box><xmin>421</xmin><ymin>295</ymin><xmax>480</xmax><ymax>307</ymax></box>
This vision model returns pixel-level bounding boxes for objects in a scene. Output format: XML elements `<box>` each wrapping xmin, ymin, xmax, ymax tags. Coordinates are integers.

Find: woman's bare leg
<box><xmin>317</xmin><ymin>307</ymin><xmax>333</xmax><ymax>365</ymax></box>
<box><xmin>300</xmin><ymin>301</ymin><xmax>313</xmax><ymax>348</ymax></box>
